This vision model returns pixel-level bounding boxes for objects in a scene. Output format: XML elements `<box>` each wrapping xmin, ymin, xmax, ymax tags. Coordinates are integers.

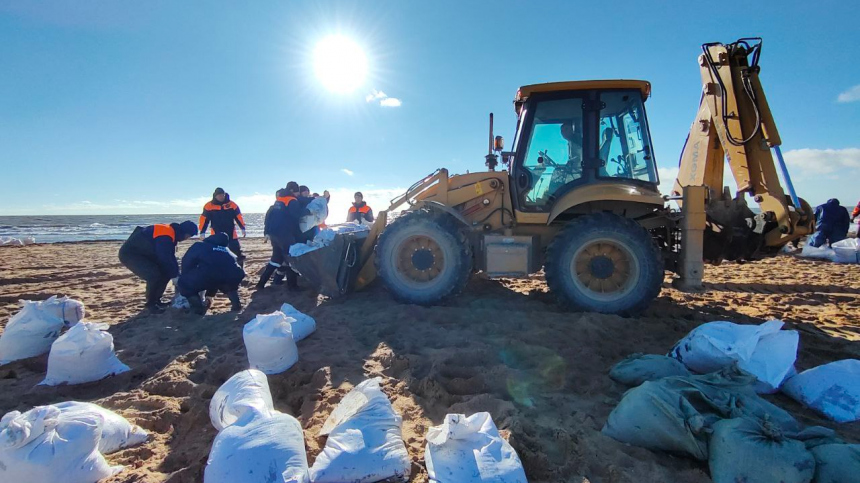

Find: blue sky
<box><xmin>1</xmin><ymin>1</ymin><xmax>859</xmax><ymax>221</ymax></box>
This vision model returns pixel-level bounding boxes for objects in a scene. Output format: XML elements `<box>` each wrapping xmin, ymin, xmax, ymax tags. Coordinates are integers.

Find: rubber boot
<box><xmin>227</xmin><ymin>290</ymin><xmax>242</xmax><ymax>312</ymax></box>
<box><xmin>187</xmin><ymin>294</ymin><xmax>207</xmax><ymax>315</ymax></box>
<box><xmin>256</xmin><ymin>264</ymin><xmax>277</xmax><ymax>289</ymax></box>
<box><xmin>272</xmin><ymin>269</ymin><xmax>286</xmax><ymax>286</ymax></box>
<box><xmin>286</xmin><ymin>269</ymin><xmax>304</xmax><ymax>292</ymax></box>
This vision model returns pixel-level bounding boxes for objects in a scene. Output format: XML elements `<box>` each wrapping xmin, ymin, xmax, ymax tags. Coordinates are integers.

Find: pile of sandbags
<box><xmin>310</xmin><ymin>378</ymin><xmax>411</xmax><ymax>483</ymax></box>
<box><xmin>204</xmin><ymin>370</ymin><xmax>309</xmax><ymax>483</ymax></box>
<box><xmin>289</xmin><ymin>223</ymin><xmax>369</xmax><ymax>257</ymax></box>
<box><xmin>0</xmin><ymin>296</ymin><xmax>86</xmax><ymax>364</ymax></box>
<box><xmin>831</xmin><ymin>238</ymin><xmax>860</xmax><ymax>264</ymax></box>
<box><xmin>41</xmin><ymin>322</ymin><xmax>130</xmax><ymax>386</ymax></box>
<box><xmin>0</xmin><ymin>236</ymin><xmax>35</xmax><ymax>246</ymax></box>
<box><xmin>425</xmin><ymin>412</ymin><xmax>527</xmax><ymax>483</ymax></box>
<box><xmin>800</xmin><ymin>243</ymin><xmax>836</xmax><ymax>261</ymax></box>
<box><xmin>602</xmin><ymin>367</ymin><xmax>800</xmax><ymax>461</ymax></box>
<box><xmin>669</xmin><ymin>319</ymin><xmax>798</xmax><ymax>393</ymax></box>
<box><xmin>782</xmin><ymin>359</ymin><xmax>860</xmax><ymax>423</ymax></box>
<box><xmin>0</xmin><ymin>402</ymin><xmax>148</xmax><ymax>483</ymax></box>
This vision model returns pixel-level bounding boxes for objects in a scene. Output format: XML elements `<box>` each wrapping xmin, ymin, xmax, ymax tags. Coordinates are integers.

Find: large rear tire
<box><xmin>375</xmin><ymin>210</ymin><xmax>472</xmax><ymax>305</ymax></box>
<box><xmin>545</xmin><ymin>213</ymin><xmax>663</xmax><ymax>315</ymax></box>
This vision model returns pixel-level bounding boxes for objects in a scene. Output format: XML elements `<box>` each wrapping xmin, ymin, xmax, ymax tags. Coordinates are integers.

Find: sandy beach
<box><xmin>0</xmin><ymin>238</ymin><xmax>858</xmax><ymax>483</ymax></box>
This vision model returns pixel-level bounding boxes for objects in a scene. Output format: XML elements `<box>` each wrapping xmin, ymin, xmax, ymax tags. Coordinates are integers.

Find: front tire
<box><xmin>545</xmin><ymin>213</ymin><xmax>663</xmax><ymax>315</ymax></box>
<box><xmin>375</xmin><ymin>210</ymin><xmax>472</xmax><ymax>305</ymax></box>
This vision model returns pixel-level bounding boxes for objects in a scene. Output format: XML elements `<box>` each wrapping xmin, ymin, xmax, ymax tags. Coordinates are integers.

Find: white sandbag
<box><xmin>800</xmin><ymin>243</ymin><xmax>836</xmax><ymax>261</ymax></box>
<box><xmin>33</xmin><ymin>295</ymin><xmax>86</xmax><ymax>327</ymax></box>
<box><xmin>279</xmin><ymin>303</ymin><xmax>316</xmax><ymax>341</ymax></box>
<box><xmin>41</xmin><ymin>322</ymin><xmax>130</xmax><ymax>386</ymax></box>
<box><xmin>299</xmin><ymin>197</ymin><xmax>328</xmax><ymax>233</ymax></box>
<box><xmin>310</xmin><ymin>378</ymin><xmax>411</xmax><ymax>483</ymax></box>
<box><xmin>0</xmin><ymin>406</ymin><xmax>122</xmax><ymax>483</ymax></box>
<box><xmin>782</xmin><ymin>359</ymin><xmax>860</xmax><ymax>423</ymax></box>
<box><xmin>832</xmin><ymin>238</ymin><xmax>860</xmax><ymax>264</ymax></box>
<box><xmin>51</xmin><ymin>402</ymin><xmax>148</xmax><ymax>454</ymax></box>
<box><xmin>425</xmin><ymin>412</ymin><xmax>527</xmax><ymax>483</ymax></box>
<box><xmin>243</xmin><ymin>312</ymin><xmax>299</xmax><ymax>375</ymax></box>
<box><xmin>0</xmin><ymin>302</ymin><xmax>64</xmax><ymax>364</ymax></box>
<box><xmin>669</xmin><ymin>320</ymin><xmax>797</xmax><ymax>393</ymax></box>
<box><xmin>209</xmin><ymin>369</ymin><xmax>275</xmax><ymax>432</ymax></box>
<box><xmin>205</xmin><ymin>411</ymin><xmax>310</xmax><ymax>483</ymax></box>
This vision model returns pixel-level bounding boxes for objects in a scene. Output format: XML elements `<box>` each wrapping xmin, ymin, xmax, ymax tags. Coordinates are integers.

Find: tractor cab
<box><xmin>507</xmin><ymin>80</ymin><xmax>661</xmax><ymax>213</ymax></box>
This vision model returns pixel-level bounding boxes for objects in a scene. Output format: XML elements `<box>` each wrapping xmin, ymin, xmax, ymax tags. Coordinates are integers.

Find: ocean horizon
<box><xmin>0</xmin><ymin>213</ymin><xmax>266</xmax><ymax>244</ymax></box>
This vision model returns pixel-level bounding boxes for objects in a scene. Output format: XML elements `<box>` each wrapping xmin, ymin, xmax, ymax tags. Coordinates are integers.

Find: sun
<box><xmin>313</xmin><ymin>35</ymin><xmax>368</xmax><ymax>94</ymax></box>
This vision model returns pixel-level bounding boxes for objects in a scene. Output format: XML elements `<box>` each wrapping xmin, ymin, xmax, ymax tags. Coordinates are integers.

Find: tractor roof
<box><xmin>514</xmin><ymin>80</ymin><xmax>651</xmax><ymax>114</ymax></box>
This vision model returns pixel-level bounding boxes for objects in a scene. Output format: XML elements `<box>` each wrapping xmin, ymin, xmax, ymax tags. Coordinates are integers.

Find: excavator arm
<box><xmin>673</xmin><ymin>38</ymin><xmax>813</xmax><ymax>263</ymax></box>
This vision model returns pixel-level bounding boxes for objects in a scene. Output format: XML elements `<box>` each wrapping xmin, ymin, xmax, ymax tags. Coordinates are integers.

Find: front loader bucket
<box><xmin>289</xmin><ymin>228</ymin><xmax>370</xmax><ymax>298</ymax></box>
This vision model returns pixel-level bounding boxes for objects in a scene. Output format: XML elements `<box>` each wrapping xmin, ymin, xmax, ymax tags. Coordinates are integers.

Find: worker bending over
<box><xmin>199</xmin><ymin>187</ymin><xmax>246</xmax><ymax>267</ymax></box>
<box><xmin>347</xmin><ymin>191</ymin><xmax>374</xmax><ymax>223</ymax></box>
<box><xmin>258</xmin><ymin>181</ymin><xmax>309</xmax><ymax>290</ymax></box>
<box><xmin>119</xmin><ymin>221</ymin><xmax>198</xmax><ymax>313</ymax></box>
<box><xmin>178</xmin><ymin>232</ymin><xmax>245</xmax><ymax>314</ymax></box>
<box><xmin>809</xmin><ymin>198</ymin><xmax>850</xmax><ymax>247</ymax></box>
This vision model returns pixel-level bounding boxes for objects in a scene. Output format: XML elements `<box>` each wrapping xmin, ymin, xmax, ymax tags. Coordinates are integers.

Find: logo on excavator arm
<box><xmin>688</xmin><ymin>140</ymin><xmax>701</xmax><ymax>183</ymax></box>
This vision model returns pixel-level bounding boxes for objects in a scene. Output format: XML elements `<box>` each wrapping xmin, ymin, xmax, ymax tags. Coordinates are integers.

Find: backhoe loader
<box><xmin>292</xmin><ymin>38</ymin><xmax>813</xmax><ymax>315</ymax></box>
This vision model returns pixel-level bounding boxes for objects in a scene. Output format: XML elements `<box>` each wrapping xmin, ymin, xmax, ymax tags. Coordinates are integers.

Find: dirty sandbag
<box><xmin>708</xmin><ymin>417</ymin><xmax>815</xmax><ymax>483</ymax></box>
<box><xmin>0</xmin><ymin>406</ymin><xmax>122</xmax><ymax>483</ymax></box>
<box><xmin>609</xmin><ymin>353</ymin><xmax>691</xmax><ymax>386</ymax></box>
<box><xmin>51</xmin><ymin>402</ymin><xmax>148</xmax><ymax>454</ymax></box>
<box><xmin>0</xmin><ymin>301</ymin><xmax>64</xmax><ymax>364</ymax></box>
<box><xmin>425</xmin><ymin>412</ymin><xmax>527</xmax><ymax>483</ymax></box>
<box><xmin>781</xmin><ymin>359</ymin><xmax>860</xmax><ymax>423</ymax></box>
<box><xmin>831</xmin><ymin>238</ymin><xmax>860</xmax><ymax>264</ymax></box>
<box><xmin>669</xmin><ymin>320</ymin><xmax>798</xmax><ymax>393</ymax></box>
<box><xmin>41</xmin><ymin>322</ymin><xmax>130</xmax><ymax>386</ymax></box>
<box><xmin>299</xmin><ymin>197</ymin><xmax>329</xmax><ymax>233</ymax></box>
<box><xmin>209</xmin><ymin>369</ymin><xmax>275</xmax><ymax>432</ymax></box>
<box><xmin>34</xmin><ymin>295</ymin><xmax>86</xmax><ymax>327</ymax></box>
<box><xmin>810</xmin><ymin>443</ymin><xmax>860</xmax><ymax>483</ymax></box>
<box><xmin>279</xmin><ymin>303</ymin><xmax>316</xmax><ymax>341</ymax></box>
<box><xmin>602</xmin><ymin>368</ymin><xmax>800</xmax><ymax>460</ymax></box>
<box><xmin>243</xmin><ymin>312</ymin><xmax>299</xmax><ymax>375</ymax></box>
<box><xmin>310</xmin><ymin>378</ymin><xmax>411</xmax><ymax>483</ymax></box>
<box><xmin>204</xmin><ymin>411</ymin><xmax>310</xmax><ymax>483</ymax></box>
<box><xmin>800</xmin><ymin>243</ymin><xmax>836</xmax><ymax>261</ymax></box>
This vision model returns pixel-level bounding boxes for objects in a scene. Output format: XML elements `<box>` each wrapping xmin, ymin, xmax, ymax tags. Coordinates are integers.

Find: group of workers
<box><xmin>118</xmin><ymin>185</ymin><xmax>375</xmax><ymax>314</ymax></box>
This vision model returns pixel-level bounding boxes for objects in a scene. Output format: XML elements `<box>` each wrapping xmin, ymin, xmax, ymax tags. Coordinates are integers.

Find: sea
<box><xmin>0</xmin><ymin>214</ymin><xmax>266</xmax><ymax>244</ymax></box>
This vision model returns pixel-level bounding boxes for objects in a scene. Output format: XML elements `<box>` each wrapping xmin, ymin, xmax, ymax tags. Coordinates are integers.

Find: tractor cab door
<box><xmin>511</xmin><ymin>89</ymin><xmax>659</xmax><ymax>212</ymax></box>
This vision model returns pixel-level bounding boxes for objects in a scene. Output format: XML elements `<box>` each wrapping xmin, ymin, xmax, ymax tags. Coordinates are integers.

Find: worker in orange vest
<box><xmin>347</xmin><ymin>191</ymin><xmax>374</xmax><ymax>223</ymax></box>
<box><xmin>118</xmin><ymin>221</ymin><xmax>198</xmax><ymax>313</ymax></box>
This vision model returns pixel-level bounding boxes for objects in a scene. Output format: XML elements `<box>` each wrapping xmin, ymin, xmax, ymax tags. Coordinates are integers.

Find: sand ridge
<box><xmin>0</xmin><ymin>238</ymin><xmax>858</xmax><ymax>482</ymax></box>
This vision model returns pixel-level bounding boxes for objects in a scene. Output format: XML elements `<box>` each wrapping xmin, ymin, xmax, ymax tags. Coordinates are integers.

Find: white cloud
<box><xmin>837</xmin><ymin>85</ymin><xmax>860</xmax><ymax>103</ymax></box>
<box><xmin>783</xmin><ymin>148</ymin><xmax>860</xmax><ymax>175</ymax></box>
<box><xmin>365</xmin><ymin>88</ymin><xmax>402</xmax><ymax>108</ymax></box>
<box><xmin>657</xmin><ymin>166</ymin><xmax>679</xmax><ymax>197</ymax></box>
<box><xmin>341</xmin><ymin>168</ymin><xmax>354</xmax><ymax>176</ymax></box>
<box><xmin>379</xmin><ymin>97</ymin><xmax>402</xmax><ymax>107</ymax></box>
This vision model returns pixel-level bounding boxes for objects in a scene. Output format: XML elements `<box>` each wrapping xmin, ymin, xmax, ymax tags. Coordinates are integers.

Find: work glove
<box><xmin>263</xmin><ymin>235</ymin><xmax>270</xmax><ymax>244</ymax></box>
<box><xmin>241</xmin><ymin>228</ymin><xmax>247</xmax><ymax>238</ymax></box>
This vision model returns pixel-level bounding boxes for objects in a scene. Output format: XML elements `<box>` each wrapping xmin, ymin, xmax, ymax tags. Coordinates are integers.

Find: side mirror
<box><xmin>537</xmin><ymin>156</ymin><xmax>544</xmax><ymax>165</ymax></box>
<box><xmin>493</xmin><ymin>135</ymin><xmax>504</xmax><ymax>152</ymax></box>
<box><xmin>501</xmin><ymin>151</ymin><xmax>514</xmax><ymax>166</ymax></box>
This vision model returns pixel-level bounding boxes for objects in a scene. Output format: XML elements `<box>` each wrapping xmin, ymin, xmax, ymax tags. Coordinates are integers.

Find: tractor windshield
<box><xmin>597</xmin><ymin>91</ymin><xmax>658</xmax><ymax>183</ymax></box>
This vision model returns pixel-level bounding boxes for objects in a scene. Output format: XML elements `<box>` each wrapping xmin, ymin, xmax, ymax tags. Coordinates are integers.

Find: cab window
<box><xmin>597</xmin><ymin>91</ymin><xmax>658</xmax><ymax>183</ymax></box>
<box><xmin>520</xmin><ymin>98</ymin><xmax>584</xmax><ymax>207</ymax></box>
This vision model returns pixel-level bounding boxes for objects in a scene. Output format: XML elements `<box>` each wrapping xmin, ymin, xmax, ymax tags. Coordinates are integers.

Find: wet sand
<box><xmin>0</xmin><ymin>238</ymin><xmax>858</xmax><ymax>482</ymax></box>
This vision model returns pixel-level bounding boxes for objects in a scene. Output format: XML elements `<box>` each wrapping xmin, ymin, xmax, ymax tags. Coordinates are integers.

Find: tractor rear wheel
<box><xmin>375</xmin><ymin>210</ymin><xmax>472</xmax><ymax>305</ymax></box>
<box><xmin>545</xmin><ymin>213</ymin><xmax>663</xmax><ymax>315</ymax></box>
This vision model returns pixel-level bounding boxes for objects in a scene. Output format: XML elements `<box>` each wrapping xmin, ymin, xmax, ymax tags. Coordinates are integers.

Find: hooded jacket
<box><xmin>264</xmin><ymin>189</ymin><xmax>308</xmax><ymax>243</ymax></box>
<box><xmin>814</xmin><ymin>198</ymin><xmax>850</xmax><ymax>235</ymax></box>
<box><xmin>347</xmin><ymin>201</ymin><xmax>374</xmax><ymax>223</ymax></box>
<box><xmin>199</xmin><ymin>193</ymin><xmax>245</xmax><ymax>238</ymax></box>
<box><xmin>178</xmin><ymin>233</ymin><xmax>245</xmax><ymax>294</ymax></box>
<box><xmin>124</xmin><ymin>222</ymin><xmax>197</xmax><ymax>279</ymax></box>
